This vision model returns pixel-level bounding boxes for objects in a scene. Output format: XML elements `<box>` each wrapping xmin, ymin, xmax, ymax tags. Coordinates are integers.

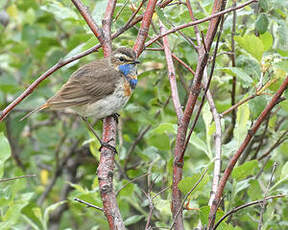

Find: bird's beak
<box><xmin>133</xmin><ymin>60</ymin><xmax>140</xmax><ymax>64</ymax></box>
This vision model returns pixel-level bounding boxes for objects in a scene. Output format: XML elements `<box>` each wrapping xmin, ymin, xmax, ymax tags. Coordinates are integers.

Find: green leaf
<box><xmin>154</xmin><ymin>197</ymin><xmax>171</xmax><ymax>218</ymax></box>
<box><xmin>200</xmin><ymin>206</ymin><xmax>210</xmax><ymax>226</ymax></box>
<box><xmin>232</xmin><ymin>160</ymin><xmax>259</xmax><ymax>181</ymax></box>
<box><xmin>147</xmin><ymin>133</ymin><xmax>170</xmax><ymax>151</ymax></box>
<box><xmin>203</xmin><ymin>103</ymin><xmax>212</xmax><ymax>156</ymax></box>
<box><xmin>150</xmin><ymin>122</ymin><xmax>177</xmax><ymax>135</ymax></box>
<box><xmin>22</xmin><ymin>203</ymin><xmax>43</xmax><ymax>230</ymax></box>
<box><xmin>234</xmin><ymin>179</ymin><xmax>251</xmax><ymax>195</ymax></box>
<box><xmin>259</xmin><ymin>0</ymin><xmax>269</xmax><ymax>11</ymax></box>
<box><xmin>2</xmin><ymin>193</ymin><xmax>33</xmax><ymax>229</ymax></box>
<box><xmin>280</xmin><ymin>162</ymin><xmax>288</xmax><ymax>180</ymax></box>
<box><xmin>24</xmin><ymin>8</ymin><xmax>36</xmax><ymax>25</ymax></box>
<box><xmin>0</xmin><ymin>132</ymin><xmax>11</xmax><ymax>178</ymax></box>
<box><xmin>219</xmin><ymin>67</ymin><xmax>254</xmax><ymax>88</ymax></box>
<box><xmin>124</xmin><ymin>215</ymin><xmax>144</xmax><ymax>226</ymax></box>
<box><xmin>249</xmin><ymin>96</ymin><xmax>267</xmax><ymax>119</ymax></box>
<box><xmin>200</xmin><ymin>206</ymin><xmax>225</xmax><ymax>227</ymax></box>
<box><xmin>247</xmin><ymin>179</ymin><xmax>262</xmax><ymax>200</ymax></box>
<box><xmin>156</xmin><ymin>7</ymin><xmax>170</xmax><ymax>29</ymax></box>
<box><xmin>91</xmin><ymin>0</ymin><xmax>108</xmax><ymax>24</ymax></box>
<box><xmin>276</xmin><ymin>22</ymin><xmax>288</xmax><ymax>51</ymax></box>
<box><xmin>235</xmin><ymin>34</ymin><xmax>264</xmax><ymax>61</ymax></box>
<box><xmin>189</xmin><ymin>133</ymin><xmax>211</xmax><ymax>159</ymax></box>
<box><xmin>260</xmin><ymin>32</ymin><xmax>273</xmax><ymax>51</ymax></box>
<box><xmin>41</xmin><ymin>1</ymin><xmax>78</xmax><ymax>20</ymax></box>
<box><xmin>118</xmin><ymin>181</ymin><xmax>135</xmax><ymax>198</ymax></box>
<box><xmin>275</xmin><ymin>60</ymin><xmax>288</xmax><ymax>73</ymax></box>
<box><xmin>43</xmin><ymin>201</ymin><xmax>67</xmax><ymax>230</ymax></box>
<box><xmin>255</xmin><ymin>14</ymin><xmax>269</xmax><ymax>34</ymax></box>
<box><xmin>234</xmin><ymin>101</ymin><xmax>250</xmax><ymax>146</ymax></box>
<box><xmin>178</xmin><ymin>172</ymin><xmax>209</xmax><ymax>198</ymax></box>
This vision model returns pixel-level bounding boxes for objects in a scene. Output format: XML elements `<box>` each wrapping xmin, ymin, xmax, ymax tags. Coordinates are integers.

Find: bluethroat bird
<box><xmin>22</xmin><ymin>47</ymin><xmax>140</xmax><ymax>152</ymax></box>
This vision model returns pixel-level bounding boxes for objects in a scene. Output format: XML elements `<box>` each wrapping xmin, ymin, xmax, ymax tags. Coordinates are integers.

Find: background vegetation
<box><xmin>0</xmin><ymin>0</ymin><xmax>288</xmax><ymax>229</ymax></box>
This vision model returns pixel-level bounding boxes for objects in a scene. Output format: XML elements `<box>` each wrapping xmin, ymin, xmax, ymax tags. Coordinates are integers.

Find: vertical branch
<box><xmin>227</xmin><ymin>0</ymin><xmax>237</xmax><ymax>143</ymax></box>
<box><xmin>133</xmin><ymin>0</ymin><xmax>157</xmax><ymax>56</ymax></box>
<box><xmin>102</xmin><ymin>0</ymin><xmax>117</xmax><ymax>54</ymax></box>
<box><xmin>97</xmin><ymin>1</ymin><xmax>126</xmax><ymax>229</ymax></box>
<box><xmin>160</xmin><ymin>21</ymin><xmax>183</xmax><ymax>120</ymax></box>
<box><xmin>72</xmin><ymin>0</ymin><xmax>125</xmax><ymax>229</ymax></box>
<box><xmin>99</xmin><ymin>117</ymin><xmax>126</xmax><ymax>230</ymax></box>
<box><xmin>205</xmin><ymin>84</ymin><xmax>222</xmax><ymax>207</ymax></box>
<box><xmin>258</xmin><ymin>162</ymin><xmax>278</xmax><ymax>230</ymax></box>
<box><xmin>208</xmin><ymin>76</ymin><xmax>288</xmax><ymax>229</ymax></box>
<box><xmin>171</xmin><ymin>1</ymin><xmax>226</xmax><ymax>229</ymax></box>
<box><xmin>185</xmin><ymin>0</ymin><xmax>201</xmax><ymax>46</ymax></box>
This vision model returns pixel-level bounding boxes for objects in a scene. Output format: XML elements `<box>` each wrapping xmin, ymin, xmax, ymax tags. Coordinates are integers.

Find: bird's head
<box><xmin>111</xmin><ymin>47</ymin><xmax>140</xmax><ymax>89</ymax></box>
<box><xmin>111</xmin><ymin>47</ymin><xmax>140</xmax><ymax>72</ymax></box>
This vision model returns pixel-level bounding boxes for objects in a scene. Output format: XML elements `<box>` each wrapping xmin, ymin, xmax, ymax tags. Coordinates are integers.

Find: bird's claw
<box><xmin>99</xmin><ymin>139</ymin><xmax>117</xmax><ymax>154</ymax></box>
<box><xmin>112</xmin><ymin>113</ymin><xmax>120</xmax><ymax>123</ymax></box>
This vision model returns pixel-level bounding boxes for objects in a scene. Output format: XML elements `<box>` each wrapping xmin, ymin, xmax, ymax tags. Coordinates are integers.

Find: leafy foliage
<box><xmin>0</xmin><ymin>0</ymin><xmax>288</xmax><ymax>229</ymax></box>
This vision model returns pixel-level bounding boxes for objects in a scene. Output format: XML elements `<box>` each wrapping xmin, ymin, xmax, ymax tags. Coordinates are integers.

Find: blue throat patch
<box><xmin>119</xmin><ymin>64</ymin><xmax>138</xmax><ymax>89</ymax></box>
<box><xmin>129</xmin><ymin>79</ymin><xmax>138</xmax><ymax>89</ymax></box>
<box><xmin>118</xmin><ymin>64</ymin><xmax>132</xmax><ymax>76</ymax></box>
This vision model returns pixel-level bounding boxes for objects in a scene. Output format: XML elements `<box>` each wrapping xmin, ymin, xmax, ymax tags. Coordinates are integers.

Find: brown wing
<box><xmin>47</xmin><ymin>59</ymin><xmax>121</xmax><ymax>109</ymax></box>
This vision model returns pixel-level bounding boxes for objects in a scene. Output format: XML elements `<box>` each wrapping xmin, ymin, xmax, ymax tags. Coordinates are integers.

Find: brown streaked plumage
<box><xmin>21</xmin><ymin>47</ymin><xmax>139</xmax><ymax>120</ymax></box>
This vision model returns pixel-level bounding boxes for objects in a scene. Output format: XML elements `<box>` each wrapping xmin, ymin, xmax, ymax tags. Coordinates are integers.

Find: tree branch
<box><xmin>160</xmin><ymin>21</ymin><xmax>183</xmax><ymax>120</ymax></box>
<box><xmin>145</xmin><ymin>0</ymin><xmax>257</xmax><ymax>48</ymax></box>
<box><xmin>71</xmin><ymin>0</ymin><xmax>104</xmax><ymax>44</ymax></box>
<box><xmin>171</xmin><ymin>1</ymin><xmax>227</xmax><ymax>228</ymax></box>
<box><xmin>208</xmin><ymin>76</ymin><xmax>288</xmax><ymax>229</ymax></box>
<box><xmin>213</xmin><ymin>195</ymin><xmax>285</xmax><ymax>230</ymax></box>
<box><xmin>134</xmin><ymin>0</ymin><xmax>157</xmax><ymax>56</ymax></box>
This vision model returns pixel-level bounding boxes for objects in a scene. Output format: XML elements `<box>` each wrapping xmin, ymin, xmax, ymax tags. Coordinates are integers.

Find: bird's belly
<box><xmin>73</xmin><ymin>83</ymin><xmax>131</xmax><ymax>119</ymax></box>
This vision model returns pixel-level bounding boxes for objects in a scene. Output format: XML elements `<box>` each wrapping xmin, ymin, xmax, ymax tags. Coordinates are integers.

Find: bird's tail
<box><xmin>20</xmin><ymin>103</ymin><xmax>49</xmax><ymax>121</ymax></box>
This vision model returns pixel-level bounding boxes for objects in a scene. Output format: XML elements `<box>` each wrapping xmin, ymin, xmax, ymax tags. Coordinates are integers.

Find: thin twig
<box><xmin>152</xmin><ymin>186</ymin><xmax>170</xmax><ymax>200</ymax></box>
<box><xmin>74</xmin><ymin>198</ymin><xmax>104</xmax><ymax>211</ymax></box>
<box><xmin>230</xmin><ymin>0</ymin><xmax>237</xmax><ymax>137</ymax></box>
<box><xmin>116</xmin><ymin>173</ymin><xmax>150</xmax><ymax>196</ymax></box>
<box><xmin>160</xmin><ymin>20</ymin><xmax>184</xmax><ymax>120</ymax></box>
<box><xmin>258</xmin><ymin>162</ymin><xmax>278</xmax><ymax>230</ymax></box>
<box><xmin>213</xmin><ymin>194</ymin><xmax>285</xmax><ymax>230</ymax></box>
<box><xmin>0</xmin><ymin>174</ymin><xmax>36</xmax><ymax>183</ymax></box>
<box><xmin>208</xmin><ymin>76</ymin><xmax>288</xmax><ymax>229</ymax></box>
<box><xmin>185</xmin><ymin>0</ymin><xmax>201</xmax><ymax>46</ymax></box>
<box><xmin>170</xmin><ymin>169</ymin><xmax>208</xmax><ymax>230</ymax></box>
<box><xmin>181</xmin><ymin>14</ymin><xmax>225</xmax><ymax>159</ymax></box>
<box><xmin>145</xmin><ymin>0</ymin><xmax>258</xmax><ymax>48</ymax></box>
<box><xmin>258</xmin><ymin>130</ymin><xmax>288</xmax><ymax>161</ymax></box>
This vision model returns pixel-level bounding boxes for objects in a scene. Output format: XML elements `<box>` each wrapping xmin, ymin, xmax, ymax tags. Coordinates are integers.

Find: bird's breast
<box><xmin>124</xmin><ymin>81</ymin><xmax>132</xmax><ymax>96</ymax></box>
<box><xmin>73</xmin><ymin>78</ymin><xmax>131</xmax><ymax>118</ymax></box>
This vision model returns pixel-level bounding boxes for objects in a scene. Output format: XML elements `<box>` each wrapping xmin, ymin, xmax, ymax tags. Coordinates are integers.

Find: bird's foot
<box><xmin>112</xmin><ymin>113</ymin><xmax>120</xmax><ymax>123</ymax></box>
<box><xmin>99</xmin><ymin>139</ymin><xmax>117</xmax><ymax>154</ymax></box>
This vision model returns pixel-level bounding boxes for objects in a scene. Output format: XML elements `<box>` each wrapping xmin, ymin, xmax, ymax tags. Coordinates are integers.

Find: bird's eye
<box><xmin>119</xmin><ymin>57</ymin><xmax>125</xmax><ymax>62</ymax></box>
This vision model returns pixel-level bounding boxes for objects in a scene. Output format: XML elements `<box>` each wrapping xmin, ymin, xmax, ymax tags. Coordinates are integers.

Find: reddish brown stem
<box><xmin>71</xmin><ymin>0</ymin><xmax>104</xmax><ymax>44</ymax></box>
<box><xmin>221</xmin><ymin>94</ymin><xmax>257</xmax><ymax>117</ymax></box>
<box><xmin>213</xmin><ymin>195</ymin><xmax>285</xmax><ymax>230</ymax></box>
<box><xmin>96</xmin><ymin>1</ymin><xmax>127</xmax><ymax>229</ymax></box>
<box><xmin>134</xmin><ymin>0</ymin><xmax>157</xmax><ymax>56</ymax></box>
<box><xmin>160</xmin><ymin>21</ymin><xmax>183</xmax><ymax>120</ymax></box>
<box><xmin>185</xmin><ymin>0</ymin><xmax>201</xmax><ymax>46</ymax></box>
<box><xmin>145</xmin><ymin>0</ymin><xmax>257</xmax><ymax>48</ymax></box>
<box><xmin>102</xmin><ymin>0</ymin><xmax>117</xmax><ymax>54</ymax></box>
<box><xmin>208</xmin><ymin>76</ymin><xmax>288</xmax><ymax>229</ymax></box>
<box><xmin>171</xmin><ymin>1</ymin><xmax>226</xmax><ymax>228</ymax></box>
